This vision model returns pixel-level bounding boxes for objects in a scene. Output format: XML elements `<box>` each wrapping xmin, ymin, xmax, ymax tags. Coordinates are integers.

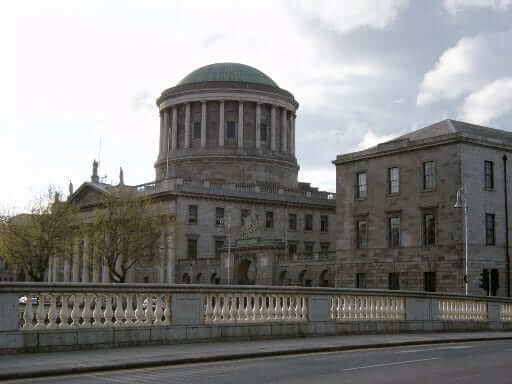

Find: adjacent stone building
<box><xmin>53</xmin><ymin>63</ymin><xmax>336</xmax><ymax>286</ymax></box>
<box><xmin>333</xmin><ymin>119</ymin><xmax>512</xmax><ymax>296</ymax></box>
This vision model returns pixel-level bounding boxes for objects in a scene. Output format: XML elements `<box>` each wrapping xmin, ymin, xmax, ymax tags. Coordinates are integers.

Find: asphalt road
<box><xmin>6</xmin><ymin>340</ymin><xmax>512</xmax><ymax>384</ymax></box>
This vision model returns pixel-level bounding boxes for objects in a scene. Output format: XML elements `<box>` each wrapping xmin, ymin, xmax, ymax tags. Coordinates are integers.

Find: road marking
<box><xmin>343</xmin><ymin>357</ymin><xmax>440</xmax><ymax>371</ymax></box>
<box><xmin>397</xmin><ymin>345</ymin><xmax>472</xmax><ymax>353</ymax></box>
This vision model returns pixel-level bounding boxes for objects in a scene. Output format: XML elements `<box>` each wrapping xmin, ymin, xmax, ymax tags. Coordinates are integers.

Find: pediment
<box><xmin>69</xmin><ymin>183</ymin><xmax>109</xmax><ymax>208</ymax></box>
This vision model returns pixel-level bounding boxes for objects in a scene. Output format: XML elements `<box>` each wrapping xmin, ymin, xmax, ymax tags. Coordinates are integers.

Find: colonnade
<box><xmin>159</xmin><ymin>100</ymin><xmax>296</xmax><ymax>157</ymax></box>
<box><xmin>47</xmin><ymin>232</ymin><xmax>176</xmax><ymax>284</ymax></box>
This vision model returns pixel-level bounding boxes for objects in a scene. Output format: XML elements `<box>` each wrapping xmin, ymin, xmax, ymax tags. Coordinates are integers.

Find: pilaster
<box><xmin>255</xmin><ymin>103</ymin><xmax>261</xmax><ymax>149</ymax></box>
<box><xmin>184</xmin><ymin>103</ymin><xmax>191</xmax><ymax>148</ymax></box>
<box><xmin>282</xmin><ymin>108</ymin><xmax>288</xmax><ymax>153</ymax></box>
<box><xmin>219</xmin><ymin>100</ymin><xmax>225</xmax><ymax>147</ymax></box>
<box><xmin>271</xmin><ymin>105</ymin><xmax>277</xmax><ymax>151</ymax></box>
<box><xmin>238</xmin><ymin>101</ymin><xmax>244</xmax><ymax>147</ymax></box>
<box><xmin>171</xmin><ymin>106</ymin><xmax>178</xmax><ymax>151</ymax></box>
<box><xmin>201</xmin><ymin>101</ymin><xmax>207</xmax><ymax>148</ymax></box>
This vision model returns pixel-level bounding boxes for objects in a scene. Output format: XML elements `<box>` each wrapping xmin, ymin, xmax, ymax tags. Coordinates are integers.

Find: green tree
<box><xmin>0</xmin><ymin>188</ymin><xmax>77</xmax><ymax>281</ymax></box>
<box><xmin>85</xmin><ymin>188</ymin><xmax>172</xmax><ymax>283</ymax></box>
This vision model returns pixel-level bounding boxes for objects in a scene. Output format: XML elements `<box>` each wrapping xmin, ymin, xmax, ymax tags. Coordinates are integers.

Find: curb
<box><xmin>1</xmin><ymin>335</ymin><xmax>512</xmax><ymax>381</ymax></box>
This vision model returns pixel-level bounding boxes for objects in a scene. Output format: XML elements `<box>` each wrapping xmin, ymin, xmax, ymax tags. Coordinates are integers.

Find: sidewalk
<box><xmin>1</xmin><ymin>331</ymin><xmax>511</xmax><ymax>381</ymax></box>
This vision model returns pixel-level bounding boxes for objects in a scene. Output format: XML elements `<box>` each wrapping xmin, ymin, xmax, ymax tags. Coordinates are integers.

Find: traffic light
<box><xmin>479</xmin><ymin>269</ymin><xmax>489</xmax><ymax>295</ymax></box>
<box><xmin>491</xmin><ymin>269</ymin><xmax>500</xmax><ymax>296</ymax></box>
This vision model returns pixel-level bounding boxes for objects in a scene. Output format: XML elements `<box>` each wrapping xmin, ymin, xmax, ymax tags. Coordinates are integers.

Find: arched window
<box><xmin>211</xmin><ymin>272</ymin><xmax>220</xmax><ymax>285</ymax></box>
<box><xmin>182</xmin><ymin>273</ymin><xmax>191</xmax><ymax>284</ymax></box>
<box><xmin>279</xmin><ymin>270</ymin><xmax>288</xmax><ymax>285</ymax></box>
<box><xmin>196</xmin><ymin>273</ymin><xmax>202</xmax><ymax>283</ymax></box>
<box><xmin>319</xmin><ymin>269</ymin><xmax>329</xmax><ymax>287</ymax></box>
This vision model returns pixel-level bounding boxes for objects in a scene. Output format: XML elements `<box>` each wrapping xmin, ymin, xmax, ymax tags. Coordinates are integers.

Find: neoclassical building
<box><xmin>50</xmin><ymin>63</ymin><xmax>337</xmax><ymax>286</ymax></box>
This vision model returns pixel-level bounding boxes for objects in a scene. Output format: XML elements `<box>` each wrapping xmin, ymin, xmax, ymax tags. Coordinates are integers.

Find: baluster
<box><xmin>23</xmin><ymin>294</ymin><xmax>35</xmax><ymax>330</ymax></box>
<box><xmin>220</xmin><ymin>294</ymin><xmax>227</xmax><ymax>322</ymax></box>
<box><xmin>205</xmin><ymin>294</ymin><xmax>213</xmax><ymax>323</ymax></box>
<box><xmin>104</xmin><ymin>295</ymin><xmax>114</xmax><ymax>327</ymax></box>
<box><xmin>34</xmin><ymin>294</ymin><xmax>47</xmax><ymax>329</ymax></box>
<box><xmin>82</xmin><ymin>294</ymin><xmax>93</xmax><ymax>328</ymax></box>
<box><xmin>289</xmin><ymin>296</ymin><xmax>296</xmax><ymax>321</ymax></box>
<box><xmin>301</xmin><ymin>296</ymin><xmax>307</xmax><ymax>321</ymax></box>
<box><xmin>145</xmin><ymin>295</ymin><xmax>155</xmax><ymax>325</ymax></box>
<box><xmin>252</xmin><ymin>295</ymin><xmax>260</xmax><ymax>322</ymax></box>
<box><xmin>114</xmin><ymin>295</ymin><xmax>124</xmax><ymax>326</ymax></box>
<box><xmin>125</xmin><ymin>295</ymin><xmax>136</xmax><ymax>326</ymax></box>
<box><xmin>59</xmin><ymin>295</ymin><xmax>71</xmax><ymax>328</ymax></box>
<box><xmin>267</xmin><ymin>295</ymin><xmax>275</xmax><ymax>321</ymax></box>
<box><xmin>164</xmin><ymin>295</ymin><xmax>171</xmax><ymax>325</ymax></box>
<box><xmin>243</xmin><ymin>295</ymin><xmax>251</xmax><ymax>322</ymax></box>
<box><xmin>339</xmin><ymin>296</ymin><xmax>345</xmax><ymax>320</ymax></box>
<box><xmin>229</xmin><ymin>294</ymin><xmax>236</xmax><ymax>322</ymax></box>
<box><xmin>153</xmin><ymin>297</ymin><xmax>164</xmax><ymax>325</ymax></box>
<box><xmin>212</xmin><ymin>294</ymin><xmax>221</xmax><ymax>323</ymax></box>
<box><xmin>71</xmin><ymin>294</ymin><xmax>82</xmax><ymax>327</ymax></box>
<box><xmin>260</xmin><ymin>295</ymin><xmax>269</xmax><ymax>321</ymax></box>
<box><xmin>134</xmin><ymin>294</ymin><xmax>145</xmax><ymax>326</ymax></box>
<box><xmin>92</xmin><ymin>294</ymin><xmax>103</xmax><ymax>328</ymax></box>
<box><xmin>330</xmin><ymin>297</ymin><xmax>335</xmax><ymax>320</ymax></box>
<box><xmin>47</xmin><ymin>294</ymin><xmax>58</xmax><ymax>329</ymax></box>
<box><xmin>275</xmin><ymin>295</ymin><xmax>283</xmax><ymax>321</ymax></box>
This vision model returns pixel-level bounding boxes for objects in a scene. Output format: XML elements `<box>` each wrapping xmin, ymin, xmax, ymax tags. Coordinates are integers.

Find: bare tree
<box><xmin>0</xmin><ymin>187</ymin><xmax>77</xmax><ymax>281</ymax></box>
<box><xmin>85</xmin><ymin>188</ymin><xmax>172</xmax><ymax>283</ymax></box>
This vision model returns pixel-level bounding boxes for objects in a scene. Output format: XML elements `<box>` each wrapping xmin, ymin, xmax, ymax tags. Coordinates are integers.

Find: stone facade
<box><xmin>56</xmin><ymin>63</ymin><xmax>336</xmax><ymax>287</ymax></box>
<box><xmin>334</xmin><ymin>119</ymin><xmax>512</xmax><ymax>296</ymax></box>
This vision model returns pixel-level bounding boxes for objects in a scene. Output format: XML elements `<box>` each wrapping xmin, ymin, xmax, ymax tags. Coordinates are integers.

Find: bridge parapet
<box><xmin>0</xmin><ymin>283</ymin><xmax>511</xmax><ymax>352</ymax></box>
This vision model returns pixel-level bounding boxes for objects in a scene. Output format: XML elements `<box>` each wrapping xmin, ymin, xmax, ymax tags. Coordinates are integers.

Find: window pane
<box><xmin>226</xmin><ymin>121</ymin><xmax>236</xmax><ymax>138</ymax></box>
<box><xmin>357</xmin><ymin>221</ymin><xmax>368</xmax><ymax>248</ymax></box>
<box><xmin>423</xmin><ymin>162</ymin><xmax>434</xmax><ymax>189</ymax></box>
<box><xmin>424</xmin><ymin>272</ymin><xmax>436</xmax><ymax>292</ymax></box>
<box><xmin>321</xmin><ymin>215</ymin><xmax>328</xmax><ymax>232</ymax></box>
<box><xmin>486</xmin><ymin>213</ymin><xmax>495</xmax><ymax>245</ymax></box>
<box><xmin>356</xmin><ymin>273</ymin><xmax>366</xmax><ymax>288</ymax></box>
<box><xmin>484</xmin><ymin>161</ymin><xmax>494</xmax><ymax>189</ymax></box>
<box><xmin>260</xmin><ymin>123</ymin><xmax>267</xmax><ymax>141</ymax></box>
<box><xmin>389</xmin><ymin>217</ymin><xmax>400</xmax><ymax>247</ymax></box>
<box><xmin>216</xmin><ymin>207</ymin><xmax>224</xmax><ymax>226</ymax></box>
<box><xmin>188</xmin><ymin>205</ymin><xmax>198</xmax><ymax>224</ymax></box>
<box><xmin>389</xmin><ymin>167</ymin><xmax>399</xmax><ymax>194</ymax></box>
<box><xmin>288</xmin><ymin>213</ymin><xmax>297</xmax><ymax>231</ymax></box>
<box><xmin>266</xmin><ymin>211</ymin><xmax>274</xmax><ymax>229</ymax></box>
<box><xmin>193</xmin><ymin>121</ymin><xmax>201</xmax><ymax>139</ymax></box>
<box><xmin>388</xmin><ymin>272</ymin><xmax>400</xmax><ymax>290</ymax></box>
<box><xmin>305</xmin><ymin>214</ymin><xmax>313</xmax><ymax>231</ymax></box>
<box><xmin>424</xmin><ymin>214</ymin><xmax>435</xmax><ymax>245</ymax></box>
<box><xmin>357</xmin><ymin>172</ymin><xmax>367</xmax><ymax>198</ymax></box>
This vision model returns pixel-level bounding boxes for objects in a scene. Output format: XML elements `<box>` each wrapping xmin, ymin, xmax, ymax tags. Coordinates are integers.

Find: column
<box><xmin>238</xmin><ymin>101</ymin><xmax>244</xmax><ymax>147</ymax></box>
<box><xmin>162</xmin><ymin>110</ymin><xmax>170</xmax><ymax>155</ymax></box>
<box><xmin>82</xmin><ymin>238</ymin><xmax>89</xmax><ymax>283</ymax></box>
<box><xmin>63</xmin><ymin>258</ymin><xmax>70</xmax><ymax>282</ymax></box>
<box><xmin>72</xmin><ymin>239</ymin><xmax>79</xmax><ymax>282</ymax></box>
<box><xmin>255</xmin><ymin>103</ymin><xmax>261</xmax><ymax>149</ymax></box>
<box><xmin>184</xmin><ymin>103</ymin><xmax>191</xmax><ymax>148</ymax></box>
<box><xmin>271</xmin><ymin>105</ymin><xmax>277</xmax><ymax>151</ymax></box>
<box><xmin>219</xmin><ymin>100</ymin><xmax>225</xmax><ymax>147</ymax></box>
<box><xmin>159</xmin><ymin>111</ymin><xmax>164</xmax><ymax>158</ymax></box>
<box><xmin>52</xmin><ymin>255</ymin><xmax>58</xmax><ymax>282</ymax></box>
<box><xmin>167</xmin><ymin>231</ymin><xmax>176</xmax><ymax>284</ymax></box>
<box><xmin>102</xmin><ymin>263</ymin><xmax>110</xmax><ymax>283</ymax></box>
<box><xmin>47</xmin><ymin>255</ymin><xmax>53</xmax><ymax>282</ymax></box>
<box><xmin>291</xmin><ymin>114</ymin><xmax>296</xmax><ymax>156</ymax></box>
<box><xmin>91</xmin><ymin>244</ymin><xmax>100</xmax><ymax>283</ymax></box>
<box><xmin>171</xmin><ymin>106</ymin><xmax>178</xmax><ymax>151</ymax></box>
<box><xmin>201</xmin><ymin>101</ymin><xmax>207</xmax><ymax>148</ymax></box>
<box><xmin>282</xmin><ymin>109</ymin><xmax>288</xmax><ymax>153</ymax></box>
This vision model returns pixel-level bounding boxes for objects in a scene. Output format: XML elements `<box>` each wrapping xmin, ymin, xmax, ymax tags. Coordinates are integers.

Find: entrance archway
<box><xmin>237</xmin><ymin>259</ymin><xmax>253</xmax><ymax>285</ymax></box>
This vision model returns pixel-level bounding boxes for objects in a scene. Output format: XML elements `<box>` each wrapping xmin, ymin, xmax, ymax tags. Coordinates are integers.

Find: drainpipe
<box><xmin>503</xmin><ymin>155</ymin><xmax>510</xmax><ymax>297</ymax></box>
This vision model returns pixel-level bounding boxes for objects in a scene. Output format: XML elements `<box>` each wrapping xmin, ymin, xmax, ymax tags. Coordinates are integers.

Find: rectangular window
<box><xmin>320</xmin><ymin>243</ymin><xmax>329</xmax><ymax>256</ymax></box>
<box><xmin>265</xmin><ymin>211</ymin><xmax>274</xmax><ymax>230</ymax></box>
<box><xmin>484</xmin><ymin>160</ymin><xmax>494</xmax><ymax>189</ymax></box>
<box><xmin>320</xmin><ymin>215</ymin><xmax>329</xmax><ymax>233</ymax></box>
<box><xmin>215</xmin><ymin>240</ymin><xmax>224</xmax><ymax>259</ymax></box>
<box><xmin>424</xmin><ymin>272</ymin><xmax>436</xmax><ymax>292</ymax></box>
<box><xmin>304</xmin><ymin>242</ymin><xmax>314</xmax><ymax>256</ymax></box>
<box><xmin>388</xmin><ymin>272</ymin><xmax>400</xmax><ymax>290</ymax></box>
<box><xmin>288</xmin><ymin>242</ymin><xmax>297</xmax><ymax>258</ymax></box>
<box><xmin>357</xmin><ymin>220</ymin><xmax>368</xmax><ymax>249</ymax></box>
<box><xmin>188</xmin><ymin>205</ymin><xmax>198</xmax><ymax>224</ymax></box>
<box><xmin>356</xmin><ymin>273</ymin><xmax>366</xmax><ymax>289</ymax></box>
<box><xmin>356</xmin><ymin>172</ymin><xmax>367</xmax><ymax>199</ymax></box>
<box><xmin>423</xmin><ymin>161</ymin><xmax>435</xmax><ymax>190</ymax></box>
<box><xmin>288</xmin><ymin>213</ymin><xmax>297</xmax><ymax>231</ymax></box>
<box><xmin>215</xmin><ymin>207</ymin><xmax>224</xmax><ymax>226</ymax></box>
<box><xmin>260</xmin><ymin>123</ymin><xmax>268</xmax><ymax>142</ymax></box>
<box><xmin>226</xmin><ymin>121</ymin><xmax>236</xmax><ymax>139</ymax></box>
<box><xmin>423</xmin><ymin>213</ymin><xmax>435</xmax><ymax>246</ymax></box>
<box><xmin>486</xmin><ymin>213</ymin><xmax>495</xmax><ymax>245</ymax></box>
<box><xmin>389</xmin><ymin>217</ymin><xmax>400</xmax><ymax>248</ymax></box>
<box><xmin>193</xmin><ymin>121</ymin><xmax>201</xmax><ymax>139</ymax></box>
<box><xmin>305</xmin><ymin>214</ymin><xmax>313</xmax><ymax>231</ymax></box>
<box><xmin>187</xmin><ymin>239</ymin><xmax>197</xmax><ymax>260</ymax></box>
<box><xmin>388</xmin><ymin>167</ymin><xmax>400</xmax><ymax>194</ymax></box>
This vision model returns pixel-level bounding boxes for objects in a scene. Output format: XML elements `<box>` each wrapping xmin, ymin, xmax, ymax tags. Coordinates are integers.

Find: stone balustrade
<box><xmin>438</xmin><ymin>299</ymin><xmax>488</xmax><ymax>321</ymax></box>
<box><xmin>1</xmin><ymin>283</ymin><xmax>511</xmax><ymax>353</ymax></box>
<box><xmin>330</xmin><ymin>295</ymin><xmax>405</xmax><ymax>321</ymax></box>
<box><xmin>205</xmin><ymin>293</ymin><xmax>307</xmax><ymax>324</ymax></box>
<box><xmin>20</xmin><ymin>292</ymin><xmax>171</xmax><ymax>330</ymax></box>
<box><xmin>502</xmin><ymin>303</ymin><xmax>512</xmax><ymax>322</ymax></box>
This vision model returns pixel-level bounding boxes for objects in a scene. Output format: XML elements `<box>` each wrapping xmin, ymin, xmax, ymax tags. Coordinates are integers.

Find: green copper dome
<box><xmin>178</xmin><ymin>63</ymin><xmax>278</xmax><ymax>88</ymax></box>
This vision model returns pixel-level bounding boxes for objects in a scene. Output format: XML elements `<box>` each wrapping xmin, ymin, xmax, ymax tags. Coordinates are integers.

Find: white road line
<box><xmin>343</xmin><ymin>357</ymin><xmax>440</xmax><ymax>371</ymax></box>
<box><xmin>397</xmin><ymin>346</ymin><xmax>472</xmax><ymax>353</ymax></box>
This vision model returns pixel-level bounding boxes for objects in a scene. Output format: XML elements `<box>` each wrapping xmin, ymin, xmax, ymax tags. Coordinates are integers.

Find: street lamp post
<box><xmin>454</xmin><ymin>187</ymin><xmax>469</xmax><ymax>296</ymax></box>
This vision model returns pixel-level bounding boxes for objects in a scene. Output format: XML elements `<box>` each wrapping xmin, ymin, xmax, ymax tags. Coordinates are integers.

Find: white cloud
<box><xmin>445</xmin><ymin>0</ymin><xmax>512</xmax><ymax>14</ymax></box>
<box><xmin>459</xmin><ymin>77</ymin><xmax>512</xmax><ymax>124</ymax></box>
<box><xmin>298</xmin><ymin>0</ymin><xmax>409</xmax><ymax>33</ymax></box>
<box><xmin>356</xmin><ymin>131</ymin><xmax>399</xmax><ymax>151</ymax></box>
<box><xmin>298</xmin><ymin>168</ymin><xmax>336</xmax><ymax>193</ymax></box>
<box><xmin>416</xmin><ymin>36</ymin><xmax>487</xmax><ymax>106</ymax></box>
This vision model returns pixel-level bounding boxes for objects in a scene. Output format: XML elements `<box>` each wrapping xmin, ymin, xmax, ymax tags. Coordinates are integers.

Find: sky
<box><xmin>2</xmin><ymin>0</ymin><xmax>512</xmax><ymax>212</ymax></box>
